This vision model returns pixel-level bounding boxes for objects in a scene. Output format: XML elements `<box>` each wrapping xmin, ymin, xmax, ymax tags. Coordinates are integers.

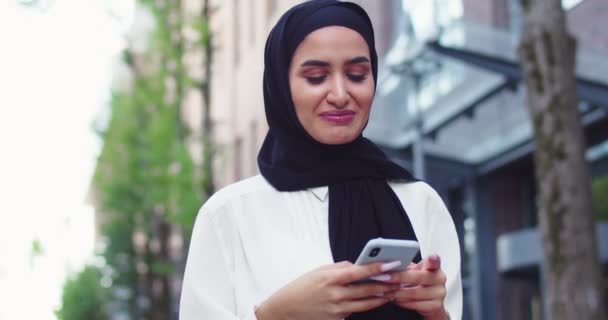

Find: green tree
<box><xmin>55</xmin><ymin>265</ymin><xmax>108</xmax><ymax>320</ymax></box>
<box><xmin>91</xmin><ymin>0</ymin><xmax>214</xmax><ymax>319</ymax></box>
<box><xmin>94</xmin><ymin>90</ymin><xmax>142</xmax><ymax>319</ymax></box>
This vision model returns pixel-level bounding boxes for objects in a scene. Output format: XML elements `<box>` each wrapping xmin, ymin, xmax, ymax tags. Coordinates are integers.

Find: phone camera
<box><xmin>369</xmin><ymin>247</ymin><xmax>381</xmax><ymax>257</ymax></box>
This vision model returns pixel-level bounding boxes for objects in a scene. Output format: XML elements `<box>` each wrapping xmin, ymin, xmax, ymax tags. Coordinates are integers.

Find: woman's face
<box><xmin>289</xmin><ymin>26</ymin><xmax>374</xmax><ymax>145</ymax></box>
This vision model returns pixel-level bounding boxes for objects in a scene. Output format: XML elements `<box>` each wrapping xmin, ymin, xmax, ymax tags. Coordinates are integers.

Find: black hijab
<box><xmin>258</xmin><ymin>1</ymin><xmax>422</xmax><ymax>319</ymax></box>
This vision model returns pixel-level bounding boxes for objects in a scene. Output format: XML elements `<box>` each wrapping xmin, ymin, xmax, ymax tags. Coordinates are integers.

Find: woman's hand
<box><xmin>381</xmin><ymin>255</ymin><xmax>449</xmax><ymax>320</ymax></box>
<box><xmin>255</xmin><ymin>261</ymin><xmax>403</xmax><ymax>320</ymax></box>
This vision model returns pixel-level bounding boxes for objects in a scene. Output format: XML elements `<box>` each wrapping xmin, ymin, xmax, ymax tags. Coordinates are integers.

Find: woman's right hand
<box><xmin>254</xmin><ymin>261</ymin><xmax>402</xmax><ymax>320</ymax></box>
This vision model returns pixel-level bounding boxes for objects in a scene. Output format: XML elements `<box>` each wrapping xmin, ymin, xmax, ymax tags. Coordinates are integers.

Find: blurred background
<box><xmin>1</xmin><ymin>0</ymin><xmax>607</xmax><ymax>319</ymax></box>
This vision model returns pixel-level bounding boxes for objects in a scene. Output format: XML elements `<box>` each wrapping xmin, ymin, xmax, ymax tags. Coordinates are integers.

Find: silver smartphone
<box><xmin>354</xmin><ymin>238</ymin><xmax>420</xmax><ymax>281</ymax></box>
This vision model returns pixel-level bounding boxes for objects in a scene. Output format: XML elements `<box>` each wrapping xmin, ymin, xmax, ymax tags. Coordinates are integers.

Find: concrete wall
<box><xmin>462</xmin><ymin>0</ymin><xmax>510</xmax><ymax>29</ymax></box>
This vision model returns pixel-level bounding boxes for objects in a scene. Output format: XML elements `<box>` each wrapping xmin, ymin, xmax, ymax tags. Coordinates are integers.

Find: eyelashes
<box><xmin>306</xmin><ymin>75</ymin><xmax>326</xmax><ymax>85</ymax></box>
<box><xmin>305</xmin><ymin>74</ymin><xmax>368</xmax><ymax>85</ymax></box>
<box><xmin>347</xmin><ymin>74</ymin><xmax>367</xmax><ymax>82</ymax></box>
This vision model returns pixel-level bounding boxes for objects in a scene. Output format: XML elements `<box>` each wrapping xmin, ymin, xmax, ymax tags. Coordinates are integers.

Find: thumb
<box><xmin>423</xmin><ymin>255</ymin><xmax>441</xmax><ymax>272</ymax></box>
<box><xmin>406</xmin><ymin>262</ymin><xmax>418</xmax><ymax>270</ymax></box>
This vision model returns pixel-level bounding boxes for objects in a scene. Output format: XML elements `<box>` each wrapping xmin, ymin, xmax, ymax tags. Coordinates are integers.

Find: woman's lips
<box><xmin>320</xmin><ymin>110</ymin><xmax>355</xmax><ymax>125</ymax></box>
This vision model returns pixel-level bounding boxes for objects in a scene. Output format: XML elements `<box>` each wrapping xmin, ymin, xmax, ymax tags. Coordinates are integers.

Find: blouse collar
<box><xmin>309</xmin><ymin>186</ymin><xmax>329</xmax><ymax>202</ymax></box>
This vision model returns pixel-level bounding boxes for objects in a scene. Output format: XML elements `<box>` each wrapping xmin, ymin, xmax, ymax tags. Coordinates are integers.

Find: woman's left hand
<box><xmin>380</xmin><ymin>255</ymin><xmax>449</xmax><ymax>320</ymax></box>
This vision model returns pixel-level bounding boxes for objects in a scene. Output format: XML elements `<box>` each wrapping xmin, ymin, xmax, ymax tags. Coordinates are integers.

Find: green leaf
<box><xmin>55</xmin><ymin>265</ymin><xmax>108</xmax><ymax>320</ymax></box>
<box><xmin>31</xmin><ymin>239</ymin><xmax>44</xmax><ymax>257</ymax></box>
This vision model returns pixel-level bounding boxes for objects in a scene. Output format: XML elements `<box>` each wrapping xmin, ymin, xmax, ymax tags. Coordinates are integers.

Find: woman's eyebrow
<box><xmin>301</xmin><ymin>59</ymin><xmax>330</xmax><ymax>67</ymax></box>
<box><xmin>345</xmin><ymin>56</ymin><xmax>370</xmax><ymax>65</ymax></box>
<box><xmin>300</xmin><ymin>57</ymin><xmax>370</xmax><ymax>68</ymax></box>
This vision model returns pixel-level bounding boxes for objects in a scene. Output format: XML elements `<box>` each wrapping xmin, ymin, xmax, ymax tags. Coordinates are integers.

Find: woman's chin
<box><xmin>313</xmin><ymin>130</ymin><xmax>360</xmax><ymax>145</ymax></box>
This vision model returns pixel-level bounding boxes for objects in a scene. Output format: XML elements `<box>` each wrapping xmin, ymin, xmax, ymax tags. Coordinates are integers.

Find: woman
<box><xmin>179</xmin><ymin>1</ymin><xmax>462</xmax><ymax>319</ymax></box>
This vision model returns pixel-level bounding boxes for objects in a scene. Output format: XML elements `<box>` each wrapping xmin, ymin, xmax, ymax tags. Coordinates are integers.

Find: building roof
<box><xmin>365</xmin><ymin>19</ymin><xmax>608</xmax><ymax>168</ymax></box>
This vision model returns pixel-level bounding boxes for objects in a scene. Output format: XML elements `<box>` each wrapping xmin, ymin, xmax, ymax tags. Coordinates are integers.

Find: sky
<box><xmin>0</xmin><ymin>0</ymin><xmax>134</xmax><ymax>319</ymax></box>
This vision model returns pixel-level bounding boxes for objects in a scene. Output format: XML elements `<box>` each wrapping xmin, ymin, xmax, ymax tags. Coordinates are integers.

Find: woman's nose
<box><xmin>326</xmin><ymin>76</ymin><xmax>349</xmax><ymax>108</ymax></box>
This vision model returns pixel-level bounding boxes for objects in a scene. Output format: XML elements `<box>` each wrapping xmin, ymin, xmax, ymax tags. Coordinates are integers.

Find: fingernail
<box><xmin>427</xmin><ymin>255</ymin><xmax>441</xmax><ymax>271</ymax></box>
<box><xmin>370</xmin><ymin>274</ymin><xmax>392</xmax><ymax>282</ymax></box>
<box><xmin>400</xmin><ymin>283</ymin><xmax>413</xmax><ymax>288</ymax></box>
<box><xmin>374</xmin><ymin>292</ymin><xmax>384</xmax><ymax>297</ymax></box>
<box><xmin>381</xmin><ymin>260</ymin><xmax>402</xmax><ymax>272</ymax></box>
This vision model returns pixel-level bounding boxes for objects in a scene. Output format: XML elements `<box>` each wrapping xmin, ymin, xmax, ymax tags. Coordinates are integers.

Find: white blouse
<box><xmin>179</xmin><ymin>175</ymin><xmax>462</xmax><ymax>320</ymax></box>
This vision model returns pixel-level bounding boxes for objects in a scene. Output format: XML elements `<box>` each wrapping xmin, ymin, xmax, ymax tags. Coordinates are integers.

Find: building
<box><xmin>207</xmin><ymin>0</ymin><xmax>272</xmax><ymax>188</ymax></box>
<box><xmin>207</xmin><ymin>1</ymin><xmax>608</xmax><ymax>320</ymax></box>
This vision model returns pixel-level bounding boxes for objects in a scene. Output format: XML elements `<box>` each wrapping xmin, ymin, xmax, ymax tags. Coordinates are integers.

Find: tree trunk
<box><xmin>145</xmin><ymin>212</ymin><xmax>172</xmax><ymax>320</ymax></box>
<box><xmin>157</xmin><ymin>220</ymin><xmax>173</xmax><ymax>320</ymax></box>
<box><xmin>517</xmin><ymin>1</ymin><xmax>606</xmax><ymax>319</ymax></box>
<box><xmin>201</xmin><ymin>0</ymin><xmax>215</xmax><ymax>199</ymax></box>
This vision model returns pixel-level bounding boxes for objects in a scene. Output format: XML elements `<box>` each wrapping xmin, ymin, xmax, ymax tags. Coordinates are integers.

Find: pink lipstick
<box><xmin>320</xmin><ymin>110</ymin><xmax>355</xmax><ymax>125</ymax></box>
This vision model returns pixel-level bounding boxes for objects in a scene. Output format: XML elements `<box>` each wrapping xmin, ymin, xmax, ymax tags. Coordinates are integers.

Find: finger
<box><xmin>318</xmin><ymin>261</ymin><xmax>352</xmax><ymax>270</ymax></box>
<box><xmin>406</xmin><ymin>262</ymin><xmax>418</xmax><ymax>270</ymax></box>
<box><xmin>340</xmin><ymin>283</ymin><xmax>401</xmax><ymax>300</ymax></box>
<box><xmin>334</xmin><ymin>261</ymin><xmax>354</xmax><ymax>268</ymax></box>
<box><xmin>423</xmin><ymin>255</ymin><xmax>441</xmax><ymax>272</ymax></box>
<box><xmin>339</xmin><ymin>296</ymin><xmax>392</xmax><ymax>314</ymax></box>
<box><xmin>385</xmin><ymin>269</ymin><xmax>447</xmax><ymax>286</ymax></box>
<box><xmin>334</xmin><ymin>261</ymin><xmax>402</xmax><ymax>284</ymax></box>
<box><xmin>393</xmin><ymin>285</ymin><xmax>446</xmax><ymax>303</ymax></box>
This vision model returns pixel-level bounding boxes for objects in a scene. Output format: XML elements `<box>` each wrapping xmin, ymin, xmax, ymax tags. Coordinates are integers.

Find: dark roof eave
<box><xmin>427</xmin><ymin>40</ymin><xmax>608</xmax><ymax>108</ymax></box>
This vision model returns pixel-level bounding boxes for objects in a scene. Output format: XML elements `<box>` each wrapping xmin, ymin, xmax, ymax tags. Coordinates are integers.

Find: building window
<box><xmin>402</xmin><ymin>0</ymin><xmax>463</xmax><ymax>41</ymax></box>
<box><xmin>396</xmin><ymin>0</ymin><xmax>465</xmax><ymax>113</ymax></box>
<box><xmin>562</xmin><ymin>0</ymin><xmax>584</xmax><ymax>10</ymax></box>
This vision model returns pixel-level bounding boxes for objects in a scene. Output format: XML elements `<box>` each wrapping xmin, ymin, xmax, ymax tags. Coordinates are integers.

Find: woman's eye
<box><xmin>348</xmin><ymin>74</ymin><xmax>367</xmax><ymax>82</ymax></box>
<box><xmin>306</xmin><ymin>75</ymin><xmax>327</xmax><ymax>85</ymax></box>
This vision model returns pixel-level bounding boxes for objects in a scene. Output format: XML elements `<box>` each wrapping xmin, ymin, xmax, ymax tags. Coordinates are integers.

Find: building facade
<box><xmin>363</xmin><ymin>1</ymin><xmax>608</xmax><ymax>320</ymax></box>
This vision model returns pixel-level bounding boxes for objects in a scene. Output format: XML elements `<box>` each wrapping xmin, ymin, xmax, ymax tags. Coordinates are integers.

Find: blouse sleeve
<box><xmin>179</xmin><ymin>207</ymin><xmax>259</xmax><ymax>320</ymax></box>
<box><xmin>426</xmin><ymin>188</ymin><xmax>463</xmax><ymax>320</ymax></box>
